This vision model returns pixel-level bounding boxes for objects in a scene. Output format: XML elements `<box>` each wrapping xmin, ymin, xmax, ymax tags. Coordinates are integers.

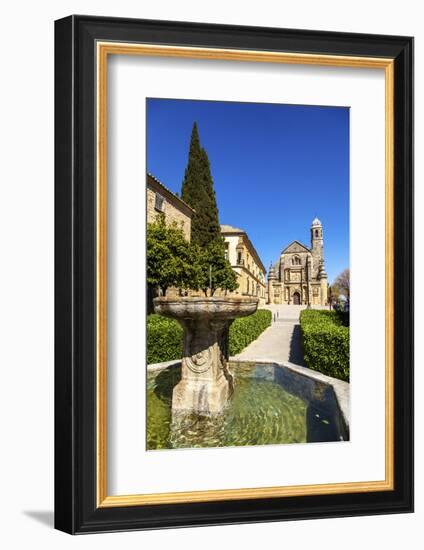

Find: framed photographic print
<box><xmin>54</xmin><ymin>15</ymin><xmax>413</xmax><ymax>534</ymax></box>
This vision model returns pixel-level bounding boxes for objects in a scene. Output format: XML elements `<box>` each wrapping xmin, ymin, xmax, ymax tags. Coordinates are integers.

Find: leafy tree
<box><xmin>334</xmin><ymin>268</ymin><xmax>350</xmax><ymax>303</ymax></box>
<box><xmin>147</xmin><ymin>215</ymin><xmax>200</xmax><ymax>295</ymax></box>
<box><xmin>147</xmin><ymin>216</ymin><xmax>238</xmax><ymax>297</ymax></box>
<box><xmin>181</xmin><ymin>122</ymin><xmax>221</xmax><ymax>247</ymax></box>
<box><xmin>147</xmin><ymin>124</ymin><xmax>239</xmax><ymax>298</ymax></box>
<box><xmin>195</xmin><ymin>239</ymin><xmax>238</xmax><ymax>296</ymax></box>
<box><xmin>178</xmin><ymin>122</ymin><xmax>237</xmax><ymax>296</ymax></box>
<box><xmin>199</xmin><ymin>147</ymin><xmax>220</xmax><ymax>242</ymax></box>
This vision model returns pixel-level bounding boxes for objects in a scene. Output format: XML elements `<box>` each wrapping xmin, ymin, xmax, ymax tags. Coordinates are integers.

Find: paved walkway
<box><xmin>232</xmin><ymin>305</ymin><xmax>323</xmax><ymax>366</ymax></box>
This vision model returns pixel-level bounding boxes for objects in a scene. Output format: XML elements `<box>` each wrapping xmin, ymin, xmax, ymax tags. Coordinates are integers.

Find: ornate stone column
<box><xmin>318</xmin><ymin>259</ymin><xmax>328</xmax><ymax>306</ymax></box>
<box><xmin>306</xmin><ymin>256</ymin><xmax>312</xmax><ymax>307</ymax></box>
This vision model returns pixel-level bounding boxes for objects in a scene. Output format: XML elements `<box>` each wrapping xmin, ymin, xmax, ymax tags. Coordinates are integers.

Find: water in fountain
<box><xmin>147</xmin><ymin>363</ymin><xmax>339</xmax><ymax>450</ymax></box>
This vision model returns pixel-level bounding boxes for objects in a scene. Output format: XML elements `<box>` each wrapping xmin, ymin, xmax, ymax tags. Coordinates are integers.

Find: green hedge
<box><xmin>147</xmin><ymin>309</ymin><xmax>272</xmax><ymax>364</ymax></box>
<box><xmin>228</xmin><ymin>309</ymin><xmax>272</xmax><ymax>356</ymax></box>
<box><xmin>147</xmin><ymin>314</ymin><xmax>183</xmax><ymax>364</ymax></box>
<box><xmin>300</xmin><ymin>310</ymin><xmax>350</xmax><ymax>382</ymax></box>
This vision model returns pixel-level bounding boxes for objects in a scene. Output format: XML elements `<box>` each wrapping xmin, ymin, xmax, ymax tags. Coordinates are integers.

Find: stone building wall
<box><xmin>221</xmin><ymin>225</ymin><xmax>267</xmax><ymax>305</ymax></box>
<box><xmin>146</xmin><ymin>186</ymin><xmax>192</xmax><ymax>241</ymax></box>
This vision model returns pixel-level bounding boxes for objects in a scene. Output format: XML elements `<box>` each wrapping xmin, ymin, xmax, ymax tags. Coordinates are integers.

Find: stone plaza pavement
<box><xmin>232</xmin><ymin>304</ymin><xmax>326</xmax><ymax>366</ymax></box>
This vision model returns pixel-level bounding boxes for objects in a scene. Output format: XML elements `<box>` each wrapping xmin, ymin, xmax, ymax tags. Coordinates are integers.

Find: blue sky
<box><xmin>147</xmin><ymin>98</ymin><xmax>349</xmax><ymax>284</ymax></box>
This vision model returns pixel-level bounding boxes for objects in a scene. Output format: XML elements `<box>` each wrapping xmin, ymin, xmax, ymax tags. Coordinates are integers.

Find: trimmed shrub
<box><xmin>228</xmin><ymin>309</ymin><xmax>272</xmax><ymax>356</ymax></box>
<box><xmin>300</xmin><ymin>310</ymin><xmax>350</xmax><ymax>382</ymax></box>
<box><xmin>147</xmin><ymin>309</ymin><xmax>272</xmax><ymax>364</ymax></box>
<box><xmin>147</xmin><ymin>314</ymin><xmax>183</xmax><ymax>364</ymax></box>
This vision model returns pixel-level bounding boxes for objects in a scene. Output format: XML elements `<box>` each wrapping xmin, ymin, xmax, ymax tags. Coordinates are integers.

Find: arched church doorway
<box><xmin>293</xmin><ymin>292</ymin><xmax>301</xmax><ymax>305</ymax></box>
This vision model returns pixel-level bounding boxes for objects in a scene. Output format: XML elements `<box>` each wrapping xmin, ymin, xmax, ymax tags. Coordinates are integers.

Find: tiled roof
<box><xmin>220</xmin><ymin>224</ymin><xmax>244</xmax><ymax>233</ymax></box>
<box><xmin>281</xmin><ymin>240</ymin><xmax>311</xmax><ymax>254</ymax></box>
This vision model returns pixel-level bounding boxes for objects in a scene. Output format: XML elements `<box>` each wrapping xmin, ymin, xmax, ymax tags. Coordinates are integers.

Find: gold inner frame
<box><xmin>96</xmin><ymin>42</ymin><xmax>395</xmax><ymax>508</ymax></box>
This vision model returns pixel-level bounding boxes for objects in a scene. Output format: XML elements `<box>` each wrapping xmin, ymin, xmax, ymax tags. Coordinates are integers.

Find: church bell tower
<box><xmin>311</xmin><ymin>217</ymin><xmax>323</xmax><ymax>250</ymax></box>
<box><xmin>311</xmin><ymin>217</ymin><xmax>324</xmax><ymax>278</ymax></box>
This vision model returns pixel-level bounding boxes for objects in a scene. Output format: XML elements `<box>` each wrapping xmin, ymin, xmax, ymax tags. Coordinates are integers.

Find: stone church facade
<box><xmin>268</xmin><ymin>218</ymin><xmax>328</xmax><ymax>306</ymax></box>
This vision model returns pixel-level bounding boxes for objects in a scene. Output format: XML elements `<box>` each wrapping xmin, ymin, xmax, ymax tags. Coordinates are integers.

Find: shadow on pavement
<box><xmin>288</xmin><ymin>324</ymin><xmax>304</xmax><ymax>366</ymax></box>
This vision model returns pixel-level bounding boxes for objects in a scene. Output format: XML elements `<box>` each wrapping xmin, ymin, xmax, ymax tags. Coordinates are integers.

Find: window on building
<box><xmin>315</xmin><ymin>229</ymin><xmax>319</xmax><ymax>237</ymax></box>
<box><xmin>154</xmin><ymin>193</ymin><xmax>165</xmax><ymax>212</ymax></box>
<box><xmin>224</xmin><ymin>243</ymin><xmax>229</xmax><ymax>260</ymax></box>
<box><xmin>292</xmin><ymin>256</ymin><xmax>301</xmax><ymax>265</ymax></box>
<box><xmin>237</xmin><ymin>251</ymin><xmax>242</xmax><ymax>265</ymax></box>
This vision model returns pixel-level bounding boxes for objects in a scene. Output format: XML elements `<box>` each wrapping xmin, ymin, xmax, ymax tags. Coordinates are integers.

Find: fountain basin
<box><xmin>153</xmin><ymin>296</ymin><xmax>259</xmax><ymax>320</ymax></box>
<box><xmin>153</xmin><ymin>296</ymin><xmax>259</xmax><ymax>415</ymax></box>
<box><xmin>146</xmin><ymin>360</ymin><xmax>350</xmax><ymax>450</ymax></box>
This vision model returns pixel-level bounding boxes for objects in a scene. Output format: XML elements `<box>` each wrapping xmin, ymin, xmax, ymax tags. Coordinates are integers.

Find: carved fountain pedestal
<box><xmin>154</xmin><ymin>296</ymin><xmax>258</xmax><ymax>415</ymax></box>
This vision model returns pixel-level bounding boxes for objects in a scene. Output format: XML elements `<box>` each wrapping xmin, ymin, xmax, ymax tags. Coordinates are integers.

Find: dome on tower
<box><xmin>311</xmin><ymin>217</ymin><xmax>322</xmax><ymax>227</ymax></box>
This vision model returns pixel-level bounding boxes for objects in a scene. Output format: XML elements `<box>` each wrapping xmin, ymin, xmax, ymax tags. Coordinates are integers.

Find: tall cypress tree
<box><xmin>181</xmin><ymin>122</ymin><xmax>221</xmax><ymax>248</ymax></box>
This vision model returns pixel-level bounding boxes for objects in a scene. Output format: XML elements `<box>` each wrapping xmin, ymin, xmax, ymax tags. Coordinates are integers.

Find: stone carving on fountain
<box><xmin>154</xmin><ymin>296</ymin><xmax>258</xmax><ymax>415</ymax></box>
<box><xmin>184</xmin><ymin>320</ymin><xmax>213</xmax><ymax>374</ymax></box>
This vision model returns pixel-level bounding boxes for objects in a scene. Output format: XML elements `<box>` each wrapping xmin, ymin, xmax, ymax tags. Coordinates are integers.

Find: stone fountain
<box><xmin>154</xmin><ymin>296</ymin><xmax>258</xmax><ymax>415</ymax></box>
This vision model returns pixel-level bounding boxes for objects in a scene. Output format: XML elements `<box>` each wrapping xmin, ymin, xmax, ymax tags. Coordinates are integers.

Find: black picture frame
<box><xmin>55</xmin><ymin>15</ymin><xmax>414</xmax><ymax>534</ymax></box>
